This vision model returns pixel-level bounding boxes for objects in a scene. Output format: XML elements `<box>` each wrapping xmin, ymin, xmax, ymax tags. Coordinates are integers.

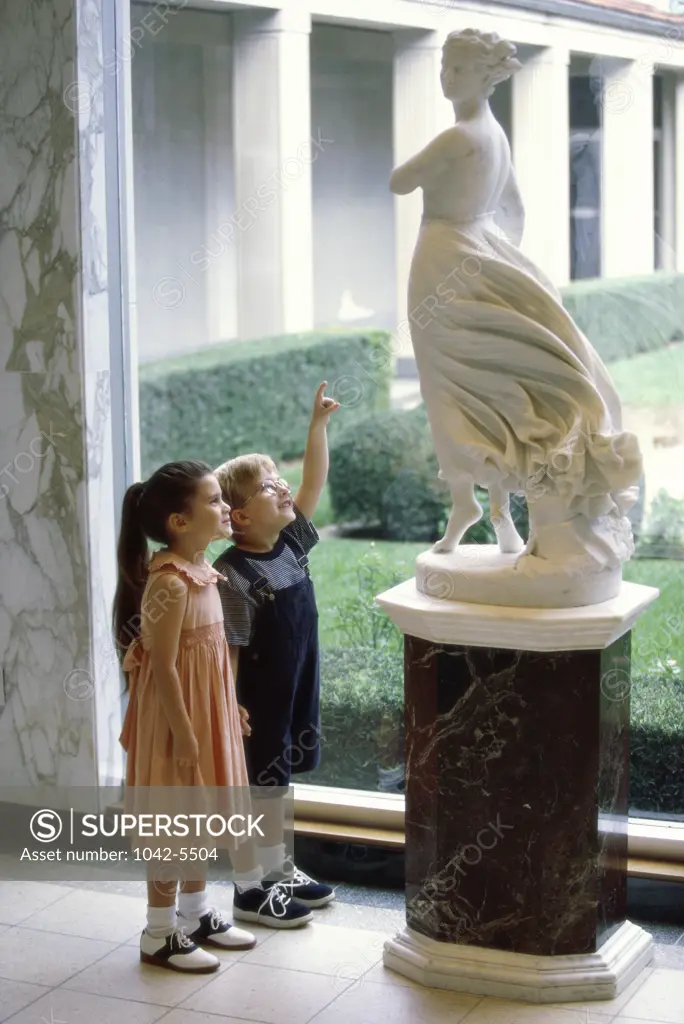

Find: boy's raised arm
<box><xmin>295</xmin><ymin>382</ymin><xmax>340</xmax><ymax>521</ymax></box>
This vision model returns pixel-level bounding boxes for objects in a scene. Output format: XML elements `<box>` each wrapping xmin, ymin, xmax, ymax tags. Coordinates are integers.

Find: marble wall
<box><xmin>0</xmin><ymin>0</ymin><xmax>124</xmax><ymax>796</ymax></box>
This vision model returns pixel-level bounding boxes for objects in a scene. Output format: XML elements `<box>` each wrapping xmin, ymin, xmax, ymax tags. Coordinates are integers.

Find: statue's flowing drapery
<box><xmin>409</xmin><ymin>212</ymin><xmax>641</xmax><ymax>521</ymax></box>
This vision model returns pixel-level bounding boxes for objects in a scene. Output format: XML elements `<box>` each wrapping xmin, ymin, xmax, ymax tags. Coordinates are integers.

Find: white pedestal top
<box><xmin>376</xmin><ymin>578</ymin><xmax>659</xmax><ymax>652</ymax></box>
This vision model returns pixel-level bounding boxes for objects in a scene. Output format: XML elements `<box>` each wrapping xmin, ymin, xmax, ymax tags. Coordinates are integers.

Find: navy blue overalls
<box><xmin>230</xmin><ymin>534</ymin><xmax>321</xmax><ymax>789</ymax></box>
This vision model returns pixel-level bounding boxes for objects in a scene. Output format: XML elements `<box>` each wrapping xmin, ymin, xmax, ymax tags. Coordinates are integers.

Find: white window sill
<box><xmin>294</xmin><ymin>785</ymin><xmax>684</xmax><ymax>864</ymax></box>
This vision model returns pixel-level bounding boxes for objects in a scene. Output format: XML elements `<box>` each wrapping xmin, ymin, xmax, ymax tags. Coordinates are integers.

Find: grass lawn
<box><xmin>310</xmin><ymin>538</ymin><xmax>423</xmax><ymax>647</ymax></box>
<box><xmin>309</xmin><ymin>538</ymin><xmax>684</xmax><ymax>668</ymax></box>
<box><xmin>609</xmin><ymin>342</ymin><xmax>684</xmax><ymax>407</ymax></box>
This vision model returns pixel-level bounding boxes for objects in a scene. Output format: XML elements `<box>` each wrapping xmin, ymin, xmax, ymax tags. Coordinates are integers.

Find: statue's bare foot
<box><xmin>492</xmin><ymin>517</ymin><xmax>525</xmax><ymax>554</ymax></box>
<box><xmin>431</xmin><ymin>535</ymin><xmax>457</xmax><ymax>554</ymax></box>
<box><xmin>431</xmin><ymin>492</ymin><xmax>483</xmax><ymax>554</ymax></box>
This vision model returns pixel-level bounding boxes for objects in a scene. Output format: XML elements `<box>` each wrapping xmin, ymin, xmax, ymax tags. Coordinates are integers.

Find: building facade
<box><xmin>128</xmin><ymin>0</ymin><xmax>684</xmax><ymax>362</ymax></box>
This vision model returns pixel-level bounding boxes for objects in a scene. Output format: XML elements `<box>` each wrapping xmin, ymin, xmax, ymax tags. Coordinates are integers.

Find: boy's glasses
<box><xmin>238</xmin><ymin>478</ymin><xmax>290</xmax><ymax>509</ymax></box>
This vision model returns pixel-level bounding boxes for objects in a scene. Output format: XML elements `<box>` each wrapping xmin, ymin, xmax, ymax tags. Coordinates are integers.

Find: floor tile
<box><xmin>0</xmin><ymin>926</ymin><xmax>116</xmax><ymax>987</ymax></box>
<box><xmin>20</xmin><ymin>887</ymin><xmax>146</xmax><ymax>943</ymax></box>
<box><xmin>62</xmin><ymin>945</ymin><xmax>228</xmax><ymax>1006</ymax></box>
<box><xmin>308</xmin><ymin>900</ymin><xmax>405</xmax><ymax>935</ymax></box>
<box><xmin>240</xmin><ymin>923</ymin><xmax>385</xmax><ymax>979</ymax></box>
<box><xmin>619</xmin><ymin>967</ymin><xmax>684</xmax><ymax>1022</ymax></box>
<box><xmin>0</xmin><ymin>881</ymin><xmax>69</xmax><ymax>925</ymax></box>
<box><xmin>181</xmin><ymin>961</ymin><xmax>352</xmax><ymax>1023</ymax></box>
<box><xmin>161</xmin><ymin>1012</ymin><xmax>269</xmax><ymax>1024</ymax></box>
<box><xmin>362</xmin><ymin>960</ymin><xmax>427</xmax><ymax>988</ymax></box>
<box><xmin>5</xmin><ymin>988</ymin><xmax>170</xmax><ymax>1024</ymax></box>
<box><xmin>0</xmin><ymin>979</ymin><xmax>50</xmax><ymax>1023</ymax></box>
<box><xmin>459</xmin><ymin>998</ymin><xmax>611</xmax><ymax>1023</ymax></box>
<box><xmin>308</xmin><ymin>977</ymin><xmax>480</xmax><ymax>1023</ymax></box>
<box><xmin>614</xmin><ymin>1019</ymin><xmax>683</xmax><ymax>1024</ymax></box>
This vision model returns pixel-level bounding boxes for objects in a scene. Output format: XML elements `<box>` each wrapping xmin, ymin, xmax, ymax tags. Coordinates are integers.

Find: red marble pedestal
<box><xmin>376</xmin><ymin>579</ymin><xmax>657</xmax><ymax>1003</ymax></box>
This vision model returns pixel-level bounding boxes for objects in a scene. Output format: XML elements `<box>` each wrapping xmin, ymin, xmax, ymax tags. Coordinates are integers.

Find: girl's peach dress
<box><xmin>120</xmin><ymin>550</ymin><xmax>249</xmax><ymax>791</ymax></box>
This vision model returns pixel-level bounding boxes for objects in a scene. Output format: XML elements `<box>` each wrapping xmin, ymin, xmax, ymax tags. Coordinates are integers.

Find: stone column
<box><xmin>376</xmin><ymin>579</ymin><xmax>657</xmax><ymax>1002</ymax></box>
<box><xmin>600</xmin><ymin>59</ymin><xmax>655</xmax><ymax>277</ymax></box>
<box><xmin>203</xmin><ymin>24</ymin><xmax>237</xmax><ymax>342</ymax></box>
<box><xmin>511</xmin><ymin>47</ymin><xmax>571</xmax><ymax>287</ymax></box>
<box><xmin>661</xmin><ymin>73</ymin><xmax>684</xmax><ymax>273</ymax></box>
<box><xmin>392</xmin><ymin>30</ymin><xmax>453</xmax><ymax>359</ymax></box>
<box><xmin>233</xmin><ymin>10</ymin><xmax>315</xmax><ymax>340</ymax></box>
<box><xmin>0</xmin><ymin>0</ymin><xmax>128</xmax><ymax>794</ymax></box>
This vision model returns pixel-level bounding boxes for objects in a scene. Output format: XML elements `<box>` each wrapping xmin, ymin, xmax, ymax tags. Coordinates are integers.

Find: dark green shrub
<box><xmin>328</xmin><ymin>405</ymin><xmax>438</xmax><ymax>530</ymax></box>
<box><xmin>383</xmin><ymin>467</ymin><xmax>448</xmax><ymax>543</ymax></box>
<box><xmin>329</xmin><ymin>403</ymin><xmax>530</xmax><ymax>543</ymax></box>
<box><xmin>560</xmin><ymin>272</ymin><xmax>684</xmax><ymax>364</ymax></box>
<box><xmin>138</xmin><ymin>331</ymin><xmax>391</xmax><ymax>476</ymax></box>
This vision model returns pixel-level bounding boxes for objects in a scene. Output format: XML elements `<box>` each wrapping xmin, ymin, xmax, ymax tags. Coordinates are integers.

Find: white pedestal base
<box><xmin>416</xmin><ymin>544</ymin><xmax>622</xmax><ymax>609</ymax></box>
<box><xmin>383</xmin><ymin>921</ymin><xmax>654</xmax><ymax>1003</ymax></box>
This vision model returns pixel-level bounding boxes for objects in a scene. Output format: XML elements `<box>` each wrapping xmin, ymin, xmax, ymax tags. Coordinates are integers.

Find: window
<box><xmin>127</xmin><ymin>0</ymin><xmax>684</xmax><ymax>848</ymax></box>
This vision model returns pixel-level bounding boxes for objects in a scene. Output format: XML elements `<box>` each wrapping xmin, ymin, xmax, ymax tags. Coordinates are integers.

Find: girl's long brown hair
<box><xmin>112</xmin><ymin>461</ymin><xmax>213</xmax><ymax>684</ymax></box>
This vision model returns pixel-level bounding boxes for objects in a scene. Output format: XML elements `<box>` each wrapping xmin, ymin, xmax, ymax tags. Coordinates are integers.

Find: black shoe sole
<box><xmin>232</xmin><ymin>907</ymin><xmax>314</xmax><ymax>929</ymax></box>
<box><xmin>197</xmin><ymin>937</ymin><xmax>257</xmax><ymax>950</ymax></box>
<box><xmin>140</xmin><ymin>951</ymin><xmax>219</xmax><ymax>973</ymax></box>
<box><xmin>292</xmin><ymin>893</ymin><xmax>337</xmax><ymax>908</ymax></box>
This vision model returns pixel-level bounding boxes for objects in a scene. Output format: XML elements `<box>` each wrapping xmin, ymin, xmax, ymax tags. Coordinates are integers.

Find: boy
<box><xmin>214</xmin><ymin>382</ymin><xmax>340</xmax><ymax>925</ymax></box>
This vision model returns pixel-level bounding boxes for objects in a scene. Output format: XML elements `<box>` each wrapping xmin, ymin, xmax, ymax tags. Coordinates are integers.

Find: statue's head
<box><xmin>441</xmin><ymin>29</ymin><xmax>522</xmax><ymax>102</ymax></box>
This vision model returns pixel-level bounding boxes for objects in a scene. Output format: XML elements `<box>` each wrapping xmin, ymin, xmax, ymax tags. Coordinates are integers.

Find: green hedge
<box><xmin>559</xmin><ymin>272</ymin><xmax>684</xmax><ymax>364</ymax></box>
<box><xmin>328</xmin><ymin>405</ymin><xmax>440</xmax><ymax>535</ymax></box>
<box><xmin>138</xmin><ymin>331</ymin><xmax>391</xmax><ymax>476</ymax></box>
<box><xmin>630</xmin><ymin>670</ymin><xmax>684</xmax><ymax>813</ymax></box>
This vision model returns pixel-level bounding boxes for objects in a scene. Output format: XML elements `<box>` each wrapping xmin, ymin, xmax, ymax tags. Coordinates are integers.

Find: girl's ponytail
<box><xmin>113</xmin><ymin>481</ymin><xmax>148</xmax><ymax>672</ymax></box>
<box><xmin>112</xmin><ymin>461</ymin><xmax>213</xmax><ymax>682</ymax></box>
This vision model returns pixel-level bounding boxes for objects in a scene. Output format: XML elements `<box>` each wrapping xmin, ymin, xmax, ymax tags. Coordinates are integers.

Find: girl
<box><xmin>113</xmin><ymin>461</ymin><xmax>308</xmax><ymax>975</ymax></box>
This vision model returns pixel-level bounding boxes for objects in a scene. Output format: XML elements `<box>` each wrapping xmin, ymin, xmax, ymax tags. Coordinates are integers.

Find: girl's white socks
<box><xmin>146</xmin><ymin>904</ymin><xmax>177</xmax><ymax>938</ymax></box>
<box><xmin>178</xmin><ymin>889</ymin><xmax>209</xmax><ymax>927</ymax></box>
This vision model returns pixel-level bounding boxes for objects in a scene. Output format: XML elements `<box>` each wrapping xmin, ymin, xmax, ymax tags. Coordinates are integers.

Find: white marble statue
<box><xmin>390</xmin><ymin>28</ymin><xmax>642</xmax><ymax>607</ymax></box>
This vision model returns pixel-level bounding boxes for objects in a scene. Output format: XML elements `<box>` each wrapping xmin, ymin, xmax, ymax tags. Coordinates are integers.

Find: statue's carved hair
<box><xmin>442</xmin><ymin>29</ymin><xmax>522</xmax><ymax>95</ymax></box>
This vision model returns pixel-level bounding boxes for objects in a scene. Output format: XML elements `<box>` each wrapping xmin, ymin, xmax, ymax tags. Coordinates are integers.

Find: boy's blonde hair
<box><xmin>214</xmin><ymin>453</ymin><xmax>277</xmax><ymax>510</ymax></box>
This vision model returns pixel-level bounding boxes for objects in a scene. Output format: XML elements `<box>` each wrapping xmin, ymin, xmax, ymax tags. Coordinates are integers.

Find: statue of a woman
<box><xmin>390</xmin><ymin>29</ymin><xmax>642</xmax><ymax>606</ymax></box>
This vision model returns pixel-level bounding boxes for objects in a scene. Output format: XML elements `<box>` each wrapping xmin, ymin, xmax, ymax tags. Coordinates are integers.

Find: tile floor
<box><xmin>0</xmin><ymin>880</ymin><xmax>683</xmax><ymax>1024</ymax></box>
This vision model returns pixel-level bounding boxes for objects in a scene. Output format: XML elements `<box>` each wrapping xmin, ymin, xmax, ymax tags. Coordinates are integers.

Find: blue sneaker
<box><xmin>232</xmin><ymin>883</ymin><xmax>313</xmax><ymax>929</ymax></box>
<box><xmin>265</xmin><ymin>866</ymin><xmax>336</xmax><ymax>908</ymax></box>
